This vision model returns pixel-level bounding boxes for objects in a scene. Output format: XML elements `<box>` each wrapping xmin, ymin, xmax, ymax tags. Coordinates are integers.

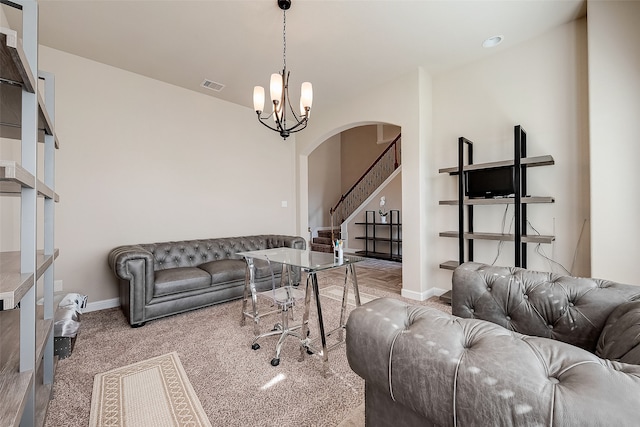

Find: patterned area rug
<box><xmin>89</xmin><ymin>352</ymin><xmax>211</xmax><ymax>427</ymax></box>
<box><xmin>318</xmin><ymin>285</ymin><xmax>376</xmax><ymax>306</ymax></box>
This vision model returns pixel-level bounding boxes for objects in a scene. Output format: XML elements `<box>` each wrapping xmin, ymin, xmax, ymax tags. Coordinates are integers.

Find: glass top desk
<box><xmin>238</xmin><ymin>247</ymin><xmax>364</xmax><ymax>375</ymax></box>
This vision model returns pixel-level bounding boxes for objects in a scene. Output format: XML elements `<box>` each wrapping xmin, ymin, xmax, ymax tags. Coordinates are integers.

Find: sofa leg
<box><xmin>131</xmin><ymin>322</ymin><xmax>146</xmax><ymax>328</ymax></box>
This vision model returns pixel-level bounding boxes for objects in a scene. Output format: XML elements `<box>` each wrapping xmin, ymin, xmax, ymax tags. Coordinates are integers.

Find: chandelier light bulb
<box><xmin>253</xmin><ymin>86</ymin><xmax>265</xmax><ymax>113</ymax></box>
<box><xmin>300</xmin><ymin>82</ymin><xmax>313</xmax><ymax>110</ymax></box>
<box><xmin>270</xmin><ymin>73</ymin><xmax>283</xmax><ymax>107</ymax></box>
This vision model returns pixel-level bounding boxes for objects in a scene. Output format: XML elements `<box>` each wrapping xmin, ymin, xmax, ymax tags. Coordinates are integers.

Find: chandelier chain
<box><xmin>282</xmin><ymin>9</ymin><xmax>287</xmax><ymax>70</ymax></box>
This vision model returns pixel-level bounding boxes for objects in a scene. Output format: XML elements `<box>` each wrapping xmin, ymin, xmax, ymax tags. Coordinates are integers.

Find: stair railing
<box><xmin>330</xmin><ymin>133</ymin><xmax>401</xmax><ymax>242</ymax></box>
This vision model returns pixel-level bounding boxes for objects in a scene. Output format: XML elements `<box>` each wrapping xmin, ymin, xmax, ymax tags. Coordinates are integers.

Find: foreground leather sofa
<box><xmin>346</xmin><ymin>262</ymin><xmax>640</xmax><ymax>426</ymax></box>
<box><xmin>109</xmin><ymin>234</ymin><xmax>305</xmax><ymax>327</ymax></box>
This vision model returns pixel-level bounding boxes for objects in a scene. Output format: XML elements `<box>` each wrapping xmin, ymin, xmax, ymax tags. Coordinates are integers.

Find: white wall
<box><xmin>340</xmin><ymin>125</ymin><xmax>391</xmax><ymax>193</ymax></box>
<box><xmin>588</xmin><ymin>1</ymin><xmax>640</xmax><ymax>284</ymax></box>
<box><xmin>431</xmin><ymin>18</ymin><xmax>590</xmax><ymax>289</ymax></box>
<box><xmin>35</xmin><ymin>46</ymin><xmax>297</xmax><ymax>305</ymax></box>
<box><xmin>308</xmin><ymin>133</ymin><xmax>341</xmax><ymax>230</ymax></box>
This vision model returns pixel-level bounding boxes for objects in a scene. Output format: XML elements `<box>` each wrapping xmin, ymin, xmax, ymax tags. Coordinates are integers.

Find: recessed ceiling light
<box><xmin>482</xmin><ymin>35</ymin><xmax>504</xmax><ymax>48</ymax></box>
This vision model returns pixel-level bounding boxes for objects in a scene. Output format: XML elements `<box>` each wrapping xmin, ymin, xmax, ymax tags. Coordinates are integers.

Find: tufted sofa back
<box><xmin>140</xmin><ymin>235</ymin><xmax>306</xmax><ymax>271</ymax></box>
<box><xmin>452</xmin><ymin>262</ymin><xmax>640</xmax><ymax>352</ymax></box>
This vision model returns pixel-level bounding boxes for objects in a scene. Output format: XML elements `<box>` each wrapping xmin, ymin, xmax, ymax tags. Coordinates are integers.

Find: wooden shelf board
<box><xmin>354</xmin><ymin>250</ymin><xmax>402</xmax><ymax>262</ymax></box>
<box><xmin>521</xmin><ymin>235</ymin><xmax>556</xmax><ymax>244</ymax></box>
<box><xmin>439</xmin><ymin>290</ymin><xmax>452</xmax><ymax>305</ymax></box>
<box><xmin>35</xmin><ymin>362</ymin><xmax>55</xmax><ymax>427</ymax></box>
<box><xmin>439</xmin><ymin>155</ymin><xmax>554</xmax><ymax>174</ymax></box>
<box><xmin>0</xmin><ymin>160</ymin><xmax>36</xmax><ymax>193</ymax></box>
<box><xmin>0</xmin><ymin>250</ymin><xmax>59</xmax><ymax>310</ymax></box>
<box><xmin>35</xmin><ymin>178</ymin><xmax>57</xmax><ymax>200</ymax></box>
<box><xmin>0</xmin><ymin>84</ymin><xmax>58</xmax><ymax>147</ymax></box>
<box><xmin>354</xmin><ymin>237</ymin><xmax>402</xmax><ymax>243</ymax></box>
<box><xmin>36</xmin><ymin>92</ymin><xmax>55</xmax><ymax>142</ymax></box>
<box><xmin>0</xmin><ymin>368</ymin><xmax>32</xmax><ymax>427</ymax></box>
<box><xmin>0</xmin><ymin>28</ymin><xmax>36</xmax><ymax>92</ymax></box>
<box><xmin>439</xmin><ymin>231</ymin><xmax>554</xmax><ymax>244</ymax></box>
<box><xmin>439</xmin><ymin>196</ymin><xmax>555</xmax><ymax>205</ymax></box>
<box><xmin>440</xmin><ymin>260</ymin><xmax>459</xmax><ymax>270</ymax></box>
<box><xmin>0</xmin><ymin>306</ymin><xmax>53</xmax><ymax>427</ymax></box>
<box><xmin>0</xmin><ymin>252</ymin><xmax>33</xmax><ymax>310</ymax></box>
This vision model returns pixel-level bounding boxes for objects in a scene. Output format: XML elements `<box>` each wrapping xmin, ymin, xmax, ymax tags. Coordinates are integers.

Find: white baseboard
<box><xmin>401</xmin><ymin>286</ymin><xmax>448</xmax><ymax>302</ymax></box>
<box><xmin>85</xmin><ymin>297</ymin><xmax>119</xmax><ymax>313</ymax></box>
<box><xmin>83</xmin><ymin>288</ymin><xmax>447</xmax><ymax>311</ymax></box>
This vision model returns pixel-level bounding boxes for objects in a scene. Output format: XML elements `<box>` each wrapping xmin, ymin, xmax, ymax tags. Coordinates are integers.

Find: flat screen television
<box><xmin>465</xmin><ymin>166</ymin><xmax>515</xmax><ymax>199</ymax></box>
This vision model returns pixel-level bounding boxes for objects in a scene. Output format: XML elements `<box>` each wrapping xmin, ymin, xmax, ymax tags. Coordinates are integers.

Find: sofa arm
<box><xmin>346</xmin><ymin>298</ymin><xmax>640</xmax><ymax>426</ymax></box>
<box><xmin>267</xmin><ymin>235</ymin><xmax>307</xmax><ymax>250</ymax></box>
<box><xmin>108</xmin><ymin>245</ymin><xmax>154</xmax><ymax>279</ymax></box>
<box><xmin>108</xmin><ymin>245</ymin><xmax>155</xmax><ymax>326</ymax></box>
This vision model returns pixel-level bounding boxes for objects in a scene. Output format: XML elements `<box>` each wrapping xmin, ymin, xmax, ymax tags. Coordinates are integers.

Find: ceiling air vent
<box><xmin>200</xmin><ymin>79</ymin><xmax>225</xmax><ymax>92</ymax></box>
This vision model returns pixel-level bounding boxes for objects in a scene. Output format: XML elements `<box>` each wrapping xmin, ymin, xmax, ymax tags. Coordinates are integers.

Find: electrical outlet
<box><xmin>54</xmin><ymin>280</ymin><xmax>63</xmax><ymax>292</ymax></box>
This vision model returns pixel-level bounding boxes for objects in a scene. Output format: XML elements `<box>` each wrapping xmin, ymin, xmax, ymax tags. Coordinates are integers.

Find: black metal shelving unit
<box><xmin>355</xmin><ymin>209</ymin><xmax>402</xmax><ymax>261</ymax></box>
<box><xmin>438</xmin><ymin>125</ymin><xmax>555</xmax><ymax>303</ymax></box>
<box><xmin>439</xmin><ymin>125</ymin><xmax>555</xmax><ymax>269</ymax></box>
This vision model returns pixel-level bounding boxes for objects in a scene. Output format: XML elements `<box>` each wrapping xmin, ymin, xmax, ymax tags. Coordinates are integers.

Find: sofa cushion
<box><xmin>154</xmin><ymin>267</ymin><xmax>211</xmax><ymax>297</ymax></box>
<box><xmin>253</xmin><ymin>259</ymin><xmax>285</xmax><ymax>280</ymax></box>
<box><xmin>198</xmin><ymin>259</ymin><xmax>283</xmax><ymax>284</ymax></box>
<box><xmin>198</xmin><ymin>259</ymin><xmax>246</xmax><ymax>284</ymax></box>
<box><xmin>596</xmin><ymin>300</ymin><xmax>640</xmax><ymax>364</ymax></box>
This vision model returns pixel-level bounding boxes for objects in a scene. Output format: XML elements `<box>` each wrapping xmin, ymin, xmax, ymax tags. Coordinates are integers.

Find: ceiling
<box><xmin>3</xmin><ymin>0</ymin><xmax>586</xmax><ymax>112</ymax></box>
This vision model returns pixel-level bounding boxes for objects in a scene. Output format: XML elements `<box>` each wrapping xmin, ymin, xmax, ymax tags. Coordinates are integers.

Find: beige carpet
<box><xmin>90</xmin><ymin>352</ymin><xmax>211</xmax><ymax>427</ymax></box>
<box><xmin>46</xmin><ymin>275</ymin><xmax>450</xmax><ymax>427</ymax></box>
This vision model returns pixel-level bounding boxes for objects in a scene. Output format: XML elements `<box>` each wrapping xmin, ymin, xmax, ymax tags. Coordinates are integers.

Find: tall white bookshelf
<box><xmin>0</xmin><ymin>1</ymin><xmax>59</xmax><ymax>425</ymax></box>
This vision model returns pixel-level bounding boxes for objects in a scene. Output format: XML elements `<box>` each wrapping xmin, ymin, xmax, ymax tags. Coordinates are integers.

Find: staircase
<box><xmin>310</xmin><ymin>229</ymin><xmax>341</xmax><ymax>253</ymax></box>
<box><xmin>313</xmin><ymin>133</ymin><xmax>401</xmax><ymax>255</ymax></box>
<box><xmin>330</xmin><ymin>134</ymin><xmax>401</xmax><ymax>225</ymax></box>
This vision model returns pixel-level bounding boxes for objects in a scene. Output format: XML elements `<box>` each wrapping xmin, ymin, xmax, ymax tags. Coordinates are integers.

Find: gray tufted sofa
<box><xmin>346</xmin><ymin>262</ymin><xmax>640</xmax><ymax>426</ymax></box>
<box><xmin>109</xmin><ymin>234</ymin><xmax>306</xmax><ymax>327</ymax></box>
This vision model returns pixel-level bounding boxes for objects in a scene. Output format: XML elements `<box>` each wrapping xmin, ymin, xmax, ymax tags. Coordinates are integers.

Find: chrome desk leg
<box><xmin>337</xmin><ymin>266</ymin><xmax>350</xmax><ymax>342</ymax></box>
<box><xmin>299</xmin><ymin>271</ymin><xmax>329</xmax><ymax>376</ymax></box>
<box><xmin>351</xmin><ymin>263</ymin><xmax>362</xmax><ymax>307</ymax></box>
<box><xmin>311</xmin><ymin>272</ymin><xmax>329</xmax><ymax>375</ymax></box>
<box><xmin>240</xmin><ymin>258</ymin><xmax>260</xmax><ymax>336</ymax></box>
<box><xmin>240</xmin><ymin>261</ymin><xmax>250</xmax><ymax>326</ymax></box>
<box><xmin>284</xmin><ymin>264</ymin><xmax>295</xmax><ymax>321</ymax></box>
<box><xmin>338</xmin><ymin>264</ymin><xmax>361</xmax><ymax>342</ymax></box>
<box><xmin>299</xmin><ymin>273</ymin><xmax>313</xmax><ymax>362</ymax></box>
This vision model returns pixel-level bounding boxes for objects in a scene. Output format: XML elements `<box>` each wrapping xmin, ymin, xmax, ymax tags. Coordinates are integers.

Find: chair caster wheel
<box><xmin>271</xmin><ymin>358</ymin><xmax>280</xmax><ymax>366</ymax></box>
<box><xmin>252</xmin><ymin>343</ymin><xmax>260</xmax><ymax>350</ymax></box>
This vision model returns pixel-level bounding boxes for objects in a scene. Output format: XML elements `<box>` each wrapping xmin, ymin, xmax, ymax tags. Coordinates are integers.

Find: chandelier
<box><xmin>253</xmin><ymin>0</ymin><xmax>313</xmax><ymax>140</ymax></box>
